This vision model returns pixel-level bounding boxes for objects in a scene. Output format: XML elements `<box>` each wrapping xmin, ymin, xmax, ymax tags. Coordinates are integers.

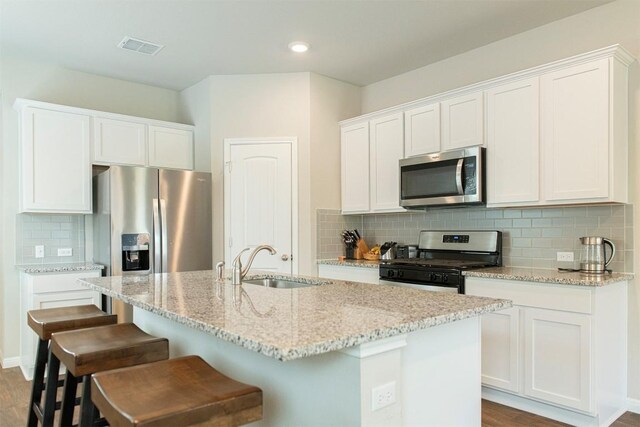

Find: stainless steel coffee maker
<box><xmin>579</xmin><ymin>236</ymin><xmax>615</xmax><ymax>274</ymax></box>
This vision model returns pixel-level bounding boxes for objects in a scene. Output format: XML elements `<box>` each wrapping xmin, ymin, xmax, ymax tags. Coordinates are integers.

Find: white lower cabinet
<box><xmin>317</xmin><ymin>264</ymin><xmax>379</xmax><ymax>285</ymax></box>
<box><xmin>467</xmin><ymin>277</ymin><xmax>627</xmax><ymax>425</ymax></box>
<box><xmin>20</xmin><ymin>270</ymin><xmax>102</xmax><ymax>380</ymax></box>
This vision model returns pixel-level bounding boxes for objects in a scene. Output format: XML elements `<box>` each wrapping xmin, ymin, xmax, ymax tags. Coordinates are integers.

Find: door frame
<box><xmin>223</xmin><ymin>137</ymin><xmax>299</xmax><ymax>274</ymax></box>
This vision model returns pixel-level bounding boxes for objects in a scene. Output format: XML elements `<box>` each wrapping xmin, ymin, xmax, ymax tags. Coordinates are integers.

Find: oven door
<box><xmin>399</xmin><ymin>146</ymin><xmax>483</xmax><ymax>208</ymax></box>
<box><xmin>379</xmin><ymin>279</ymin><xmax>460</xmax><ymax>293</ymax></box>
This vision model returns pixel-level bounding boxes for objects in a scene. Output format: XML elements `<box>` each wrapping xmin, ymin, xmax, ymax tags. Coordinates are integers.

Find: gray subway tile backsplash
<box><xmin>16</xmin><ymin>214</ymin><xmax>86</xmax><ymax>264</ymax></box>
<box><xmin>317</xmin><ymin>205</ymin><xmax>634</xmax><ymax>273</ymax></box>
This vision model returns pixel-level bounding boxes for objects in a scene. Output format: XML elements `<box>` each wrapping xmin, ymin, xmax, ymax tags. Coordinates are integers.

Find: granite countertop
<box><xmin>18</xmin><ymin>263</ymin><xmax>105</xmax><ymax>274</ymax></box>
<box><xmin>464</xmin><ymin>267</ymin><xmax>633</xmax><ymax>286</ymax></box>
<box><xmin>78</xmin><ymin>271</ymin><xmax>510</xmax><ymax>361</ymax></box>
<box><xmin>317</xmin><ymin>259</ymin><xmax>380</xmax><ymax>268</ymax></box>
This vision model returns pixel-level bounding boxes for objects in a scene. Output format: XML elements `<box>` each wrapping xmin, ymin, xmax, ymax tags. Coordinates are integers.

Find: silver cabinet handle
<box><xmin>281</xmin><ymin>254</ymin><xmax>289</xmax><ymax>261</ymax></box>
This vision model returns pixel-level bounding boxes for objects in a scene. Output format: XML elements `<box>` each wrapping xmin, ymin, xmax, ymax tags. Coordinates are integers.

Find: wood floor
<box><xmin>1</xmin><ymin>365</ymin><xmax>639</xmax><ymax>426</ymax></box>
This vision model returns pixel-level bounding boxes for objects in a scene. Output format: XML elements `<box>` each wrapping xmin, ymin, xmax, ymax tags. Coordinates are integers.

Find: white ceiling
<box><xmin>1</xmin><ymin>0</ymin><xmax>613</xmax><ymax>91</ymax></box>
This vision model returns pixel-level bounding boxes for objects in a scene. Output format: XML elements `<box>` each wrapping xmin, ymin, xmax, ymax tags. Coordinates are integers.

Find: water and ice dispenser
<box><xmin>121</xmin><ymin>233</ymin><xmax>150</xmax><ymax>272</ymax></box>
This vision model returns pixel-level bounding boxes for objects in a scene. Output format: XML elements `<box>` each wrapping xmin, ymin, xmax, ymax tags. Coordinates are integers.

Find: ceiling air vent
<box><xmin>118</xmin><ymin>36</ymin><xmax>164</xmax><ymax>56</ymax></box>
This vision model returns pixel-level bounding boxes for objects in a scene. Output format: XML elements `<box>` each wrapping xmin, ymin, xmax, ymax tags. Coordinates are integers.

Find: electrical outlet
<box><xmin>57</xmin><ymin>248</ymin><xmax>73</xmax><ymax>257</ymax></box>
<box><xmin>557</xmin><ymin>252</ymin><xmax>574</xmax><ymax>262</ymax></box>
<box><xmin>35</xmin><ymin>245</ymin><xmax>45</xmax><ymax>258</ymax></box>
<box><xmin>371</xmin><ymin>382</ymin><xmax>396</xmax><ymax>411</ymax></box>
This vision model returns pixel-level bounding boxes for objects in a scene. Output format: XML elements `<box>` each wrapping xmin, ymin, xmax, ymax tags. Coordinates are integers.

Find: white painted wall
<box><xmin>178</xmin><ymin>78</ymin><xmax>212</xmax><ymax>173</ymax></box>
<box><xmin>359</xmin><ymin>0</ymin><xmax>640</xmax><ymax>401</ymax></box>
<box><xmin>0</xmin><ymin>56</ymin><xmax>182</xmax><ymax>364</ymax></box>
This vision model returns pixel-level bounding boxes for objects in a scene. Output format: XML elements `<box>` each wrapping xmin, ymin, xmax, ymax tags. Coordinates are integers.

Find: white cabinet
<box><xmin>341</xmin><ymin>122</ymin><xmax>370</xmax><ymax>213</ymax></box>
<box><xmin>148</xmin><ymin>125</ymin><xmax>194</xmax><ymax>170</ymax></box>
<box><xmin>486</xmin><ymin>78</ymin><xmax>540</xmax><ymax>206</ymax></box>
<box><xmin>19</xmin><ymin>107</ymin><xmax>92</xmax><ymax>214</ymax></box>
<box><xmin>317</xmin><ymin>264</ymin><xmax>379</xmax><ymax>285</ymax></box>
<box><xmin>467</xmin><ymin>277</ymin><xmax>627</xmax><ymax>425</ymax></box>
<box><xmin>541</xmin><ymin>57</ymin><xmax>628</xmax><ymax>204</ymax></box>
<box><xmin>441</xmin><ymin>91</ymin><xmax>483</xmax><ymax>151</ymax></box>
<box><xmin>404</xmin><ymin>103</ymin><xmax>440</xmax><ymax>156</ymax></box>
<box><xmin>93</xmin><ymin>117</ymin><xmax>146</xmax><ymax>166</ymax></box>
<box><xmin>370</xmin><ymin>113</ymin><xmax>404</xmax><ymax>212</ymax></box>
<box><xmin>19</xmin><ymin>270</ymin><xmax>102</xmax><ymax>380</ymax></box>
<box><xmin>480</xmin><ymin>306</ymin><xmax>520</xmax><ymax>393</ymax></box>
<box><xmin>523</xmin><ymin>308</ymin><xmax>592</xmax><ymax>412</ymax></box>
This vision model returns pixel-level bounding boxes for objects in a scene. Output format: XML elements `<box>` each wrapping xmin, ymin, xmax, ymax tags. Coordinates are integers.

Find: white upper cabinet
<box><xmin>441</xmin><ymin>91</ymin><xmax>484</xmax><ymax>151</ymax></box>
<box><xmin>370</xmin><ymin>113</ymin><xmax>405</xmax><ymax>212</ymax></box>
<box><xmin>20</xmin><ymin>107</ymin><xmax>92</xmax><ymax>213</ymax></box>
<box><xmin>541</xmin><ymin>58</ymin><xmax>625</xmax><ymax>203</ymax></box>
<box><xmin>148</xmin><ymin>125</ymin><xmax>194</xmax><ymax>170</ymax></box>
<box><xmin>486</xmin><ymin>78</ymin><xmax>540</xmax><ymax>206</ymax></box>
<box><xmin>404</xmin><ymin>103</ymin><xmax>440</xmax><ymax>157</ymax></box>
<box><xmin>341</xmin><ymin>122</ymin><xmax>370</xmax><ymax>213</ymax></box>
<box><xmin>93</xmin><ymin>117</ymin><xmax>146</xmax><ymax>166</ymax></box>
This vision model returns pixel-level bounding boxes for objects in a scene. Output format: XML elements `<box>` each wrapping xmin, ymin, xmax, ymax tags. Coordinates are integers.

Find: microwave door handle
<box><xmin>455</xmin><ymin>158</ymin><xmax>464</xmax><ymax>195</ymax></box>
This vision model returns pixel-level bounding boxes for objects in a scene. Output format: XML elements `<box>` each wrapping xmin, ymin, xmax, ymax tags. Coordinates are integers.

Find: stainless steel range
<box><xmin>379</xmin><ymin>230</ymin><xmax>502</xmax><ymax>294</ymax></box>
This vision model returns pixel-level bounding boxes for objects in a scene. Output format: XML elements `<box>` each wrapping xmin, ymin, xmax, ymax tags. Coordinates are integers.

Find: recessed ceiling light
<box><xmin>288</xmin><ymin>41</ymin><xmax>309</xmax><ymax>53</ymax></box>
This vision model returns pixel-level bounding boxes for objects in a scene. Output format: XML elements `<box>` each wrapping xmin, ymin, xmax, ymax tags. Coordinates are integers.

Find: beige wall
<box><xmin>360</xmin><ymin>0</ymin><xmax>640</xmax><ymax>401</ymax></box>
<box><xmin>0</xmin><ymin>56</ymin><xmax>182</xmax><ymax>363</ymax></box>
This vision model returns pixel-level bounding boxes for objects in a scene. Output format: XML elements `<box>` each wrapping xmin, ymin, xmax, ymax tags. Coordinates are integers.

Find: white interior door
<box><xmin>225</xmin><ymin>139</ymin><xmax>295</xmax><ymax>273</ymax></box>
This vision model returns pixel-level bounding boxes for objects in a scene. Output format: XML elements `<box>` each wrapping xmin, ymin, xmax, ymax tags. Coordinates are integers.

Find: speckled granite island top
<box><xmin>78</xmin><ymin>271</ymin><xmax>510</xmax><ymax>361</ymax></box>
<box><xmin>18</xmin><ymin>263</ymin><xmax>105</xmax><ymax>274</ymax></box>
<box><xmin>317</xmin><ymin>259</ymin><xmax>380</xmax><ymax>268</ymax></box>
<box><xmin>464</xmin><ymin>267</ymin><xmax>633</xmax><ymax>286</ymax></box>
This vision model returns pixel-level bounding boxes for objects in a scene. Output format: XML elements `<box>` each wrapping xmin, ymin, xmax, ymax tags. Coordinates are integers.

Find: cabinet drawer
<box><xmin>30</xmin><ymin>271</ymin><xmax>101</xmax><ymax>294</ymax></box>
<box><xmin>466</xmin><ymin>278</ymin><xmax>592</xmax><ymax>314</ymax></box>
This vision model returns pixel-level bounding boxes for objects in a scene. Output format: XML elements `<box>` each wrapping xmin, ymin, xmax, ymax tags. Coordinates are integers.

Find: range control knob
<box><xmin>398</xmin><ymin>270</ymin><xmax>405</xmax><ymax>278</ymax></box>
<box><xmin>442</xmin><ymin>274</ymin><xmax>449</xmax><ymax>283</ymax></box>
<box><xmin>387</xmin><ymin>270</ymin><xmax>395</xmax><ymax>278</ymax></box>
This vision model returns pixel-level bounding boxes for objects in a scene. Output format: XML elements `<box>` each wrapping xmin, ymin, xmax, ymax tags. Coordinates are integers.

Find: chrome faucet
<box><xmin>232</xmin><ymin>245</ymin><xmax>277</xmax><ymax>285</ymax></box>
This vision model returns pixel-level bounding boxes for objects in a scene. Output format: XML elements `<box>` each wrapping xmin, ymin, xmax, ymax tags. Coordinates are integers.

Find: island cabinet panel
<box><xmin>541</xmin><ymin>58</ymin><xmax>613</xmax><ymax>203</ymax></box>
<box><xmin>19</xmin><ymin>270</ymin><xmax>102</xmax><ymax>380</ymax></box>
<box><xmin>486</xmin><ymin>78</ymin><xmax>540</xmax><ymax>206</ymax></box>
<box><xmin>370</xmin><ymin>112</ymin><xmax>404</xmax><ymax>212</ymax></box>
<box><xmin>441</xmin><ymin>91</ymin><xmax>484</xmax><ymax>151</ymax></box>
<box><xmin>148</xmin><ymin>125</ymin><xmax>194</xmax><ymax>170</ymax></box>
<box><xmin>480</xmin><ymin>307</ymin><xmax>520</xmax><ymax>393</ymax></box>
<box><xmin>93</xmin><ymin>117</ymin><xmax>146</xmax><ymax>166</ymax></box>
<box><xmin>20</xmin><ymin>107</ymin><xmax>92</xmax><ymax>213</ymax></box>
<box><xmin>404</xmin><ymin>103</ymin><xmax>440</xmax><ymax>157</ymax></box>
<box><xmin>523</xmin><ymin>308</ymin><xmax>593</xmax><ymax>413</ymax></box>
<box><xmin>341</xmin><ymin>122</ymin><xmax>370</xmax><ymax>214</ymax></box>
<box><xmin>317</xmin><ymin>264</ymin><xmax>380</xmax><ymax>284</ymax></box>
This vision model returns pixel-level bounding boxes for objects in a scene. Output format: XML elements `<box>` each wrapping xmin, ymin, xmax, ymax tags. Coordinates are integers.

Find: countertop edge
<box><xmin>317</xmin><ymin>259</ymin><xmax>380</xmax><ymax>269</ymax></box>
<box><xmin>78</xmin><ymin>278</ymin><xmax>511</xmax><ymax>361</ymax></box>
<box><xmin>463</xmin><ymin>269</ymin><xmax>633</xmax><ymax>286</ymax></box>
<box><xmin>18</xmin><ymin>263</ymin><xmax>105</xmax><ymax>274</ymax></box>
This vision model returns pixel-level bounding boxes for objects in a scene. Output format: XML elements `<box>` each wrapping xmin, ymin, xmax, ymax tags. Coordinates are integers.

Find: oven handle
<box><xmin>455</xmin><ymin>158</ymin><xmax>464</xmax><ymax>195</ymax></box>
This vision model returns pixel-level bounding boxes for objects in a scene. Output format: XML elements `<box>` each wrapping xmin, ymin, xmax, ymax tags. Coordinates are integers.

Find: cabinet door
<box><xmin>524</xmin><ymin>308</ymin><xmax>593</xmax><ymax>413</ymax></box>
<box><xmin>480</xmin><ymin>307</ymin><xmax>520</xmax><ymax>393</ymax></box>
<box><xmin>93</xmin><ymin>118</ymin><xmax>146</xmax><ymax>166</ymax></box>
<box><xmin>486</xmin><ymin>78</ymin><xmax>540</xmax><ymax>205</ymax></box>
<box><xmin>148</xmin><ymin>125</ymin><xmax>194</xmax><ymax>170</ymax></box>
<box><xmin>341</xmin><ymin>122</ymin><xmax>370</xmax><ymax>213</ymax></box>
<box><xmin>441</xmin><ymin>91</ymin><xmax>483</xmax><ymax>151</ymax></box>
<box><xmin>541</xmin><ymin>59</ymin><xmax>609</xmax><ymax>201</ymax></box>
<box><xmin>20</xmin><ymin>107</ymin><xmax>92</xmax><ymax>213</ymax></box>
<box><xmin>370</xmin><ymin>113</ymin><xmax>405</xmax><ymax>212</ymax></box>
<box><xmin>404</xmin><ymin>103</ymin><xmax>440</xmax><ymax>157</ymax></box>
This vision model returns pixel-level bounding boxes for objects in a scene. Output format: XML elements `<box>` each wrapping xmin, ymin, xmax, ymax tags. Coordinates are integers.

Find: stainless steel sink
<box><xmin>243</xmin><ymin>277</ymin><xmax>326</xmax><ymax>289</ymax></box>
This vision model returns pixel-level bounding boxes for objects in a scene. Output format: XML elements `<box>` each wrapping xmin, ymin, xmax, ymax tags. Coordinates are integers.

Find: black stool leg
<box><xmin>59</xmin><ymin>371</ymin><xmax>79</xmax><ymax>427</ymax></box>
<box><xmin>27</xmin><ymin>338</ymin><xmax>49</xmax><ymax>427</ymax></box>
<box><xmin>42</xmin><ymin>350</ymin><xmax>61</xmax><ymax>427</ymax></box>
<box><xmin>78</xmin><ymin>375</ymin><xmax>97</xmax><ymax>427</ymax></box>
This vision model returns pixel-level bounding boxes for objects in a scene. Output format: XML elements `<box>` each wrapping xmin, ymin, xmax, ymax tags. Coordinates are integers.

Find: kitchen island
<box><xmin>79</xmin><ymin>271</ymin><xmax>510</xmax><ymax>426</ymax></box>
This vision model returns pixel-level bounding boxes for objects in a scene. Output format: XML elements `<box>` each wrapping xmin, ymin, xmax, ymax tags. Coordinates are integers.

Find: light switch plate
<box><xmin>57</xmin><ymin>248</ymin><xmax>73</xmax><ymax>257</ymax></box>
<box><xmin>35</xmin><ymin>245</ymin><xmax>44</xmax><ymax>258</ymax></box>
<box><xmin>557</xmin><ymin>252</ymin><xmax>574</xmax><ymax>262</ymax></box>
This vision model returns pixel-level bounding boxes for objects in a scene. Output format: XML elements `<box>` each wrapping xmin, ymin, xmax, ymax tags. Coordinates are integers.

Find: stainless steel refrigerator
<box><xmin>93</xmin><ymin>166</ymin><xmax>212</xmax><ymax>321</ymax></box>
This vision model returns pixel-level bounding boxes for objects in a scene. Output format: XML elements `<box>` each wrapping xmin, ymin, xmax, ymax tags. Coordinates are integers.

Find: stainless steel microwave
<box><xmin>399</xmin><ymin>146</ymin><xmax>485</xmax><ymax>208</ymax></box>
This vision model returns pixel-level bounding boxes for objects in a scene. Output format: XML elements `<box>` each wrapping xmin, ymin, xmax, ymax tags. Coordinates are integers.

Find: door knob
<box><xmin>281</xmin><ymin>254</ymin><xmax>289</xmax><ymax>261</ymax></box>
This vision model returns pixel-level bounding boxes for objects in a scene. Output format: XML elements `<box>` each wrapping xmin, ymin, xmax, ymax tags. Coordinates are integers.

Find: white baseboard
<box><xmin>628</xmin><ymin>398</ymin><xmax>640</xmax><ymax>414</ymax></box>
<box><xmin>1</xmin><ymin>356</ymin><xmax>21</xmax><ymax>369</ymax></box>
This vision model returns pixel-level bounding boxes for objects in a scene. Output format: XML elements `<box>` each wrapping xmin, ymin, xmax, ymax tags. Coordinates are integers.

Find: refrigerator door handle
<box><xmin>160</xmin><ymin>198</ymin><xmax>168</xmax><ymax>273</ymax></box>
<box><xmin>153</xmin><ymin>198</ymin><xmax>161</xmax><ymax>273</ymax></box>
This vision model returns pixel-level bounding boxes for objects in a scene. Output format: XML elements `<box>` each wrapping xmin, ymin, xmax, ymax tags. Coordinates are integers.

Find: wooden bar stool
<box><xmin>91</xmin><ymin>356</ymin><xmax>263</xmax><ymax>427</ymax></box>
<box><xmin>49</xmin><ymin>323</ymin><xmax>169</xmax><ymax>427</ymax></box>
<box><xmin>26</xmin><ymin>304</ymin><xmax>117</xmax><ymax>427</ymax></box>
